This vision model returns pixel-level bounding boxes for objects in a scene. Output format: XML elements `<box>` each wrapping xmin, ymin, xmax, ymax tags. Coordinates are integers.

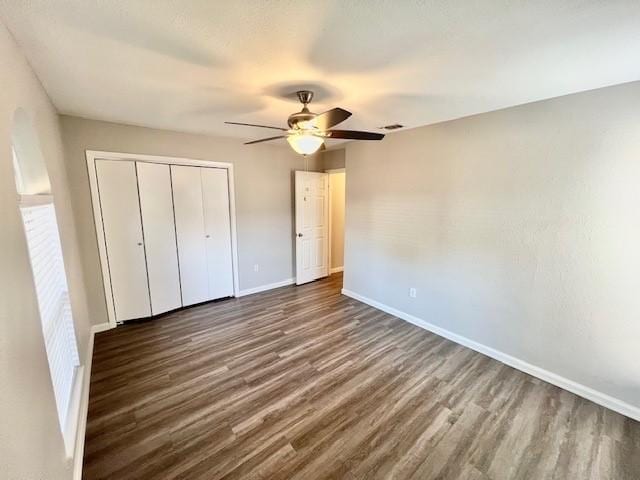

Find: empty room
<box><xmin>1</xmin><ymin>1</ymin><xmax>639</xmax><ymax>479</ymax></box>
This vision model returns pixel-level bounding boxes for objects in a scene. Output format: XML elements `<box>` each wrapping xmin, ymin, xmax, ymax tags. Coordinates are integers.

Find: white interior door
<box><xmin>95</xmin><ymin>160</ymin><xmax>151</xmax><ymax>321</ymax></box>
<box><xmin>295</xmin><ymin>171</ymin><xmax>329</xmax><ymax>284</ymax></box>
<box><xmin>136</xmin><ymin>162</ymin><xmax>182</xmax><ymax>315</ymax></box>
<box><xmin>201</xmin><ymin>167</ymin><xmax>234</xmax><ymax>299</ymax></box>
<box><xmin>171</xmin><ymin>165</ymin><xmax>209</xmax><ymax>306</ymax></box>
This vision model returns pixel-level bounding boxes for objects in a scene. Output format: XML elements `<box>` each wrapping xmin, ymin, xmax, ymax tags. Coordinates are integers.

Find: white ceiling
<box><xmin>1</xmin><ymin>1</ymin><xmax>639</xmax><ymax>145</ymax></box>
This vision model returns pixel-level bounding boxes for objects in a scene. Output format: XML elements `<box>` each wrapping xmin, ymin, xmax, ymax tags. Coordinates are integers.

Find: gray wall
<box><xmin>0</xmin><ymin>22</ymin><xmax>92</xmax><ymax>480</ymax></box>
<box><xmin>321</xmin><ymin>148</ymin><xmax>346</xmax><ymax>170</ymax></box>
<box><xmin>344</xmin><ymin>81</ymin><xmax>640</xmax><ymax>410</ymax></box>
<box><xmin>60</xmin><ymin>116</ymin><xmax>321</xmax><ymax>327</ymax></box>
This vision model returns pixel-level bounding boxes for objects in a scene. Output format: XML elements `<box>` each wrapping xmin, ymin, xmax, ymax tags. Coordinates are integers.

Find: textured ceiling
<box><xmin>1</xmin><ymin>0</ymin><xmax>639</xmax><ymax>145</ymax></box>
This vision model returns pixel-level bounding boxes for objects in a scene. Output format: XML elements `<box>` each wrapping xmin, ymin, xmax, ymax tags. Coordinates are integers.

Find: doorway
<box><xmin>293</xmin><ymin>168</ymin><xmax>345</xmax><ymax>285</ymax></box>
<box><xmin>327</xmin><ymin>168</ymin><xmax>345</xmax><ymax>275</ymax></box>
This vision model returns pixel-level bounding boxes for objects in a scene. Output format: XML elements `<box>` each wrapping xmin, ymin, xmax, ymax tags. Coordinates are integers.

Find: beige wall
<box><xmin>329</xmin><ymin>171</ymin><xmax>345</xmax><ymax>270</ymax></box>
<box><xmin>344</xmin><ymin>81</ymin><xmax>640</xmax><ymax>411</ymax></box>
<box><xmin>0</xmin><ymin>23</ymin><xmax>92</xmax><ymax>480</ymax></box>
<box><xmin>60</xmin><ymin>116</ymin><xmax>321</xmax><ymax>327</ymax></box>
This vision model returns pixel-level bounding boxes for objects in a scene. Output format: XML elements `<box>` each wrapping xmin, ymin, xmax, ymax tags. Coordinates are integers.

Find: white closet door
<box><xmin>96</xmin><ymin>160</ymin><xmax>151</xmax><ymax>321</ymax></box>
<box><xmin>171</xmin><ymin>165</ymin><xmax>209</xmax><ymax>306</ymax></box>
<box><xmin>136</xmin><ymin>162</ymin><xmax>182</xmax><ymax>315</ymax></box>
<box><xmin>201</xmin><ymin>167</ymin><xmax>234</xmax><ymax>299</ymax></box>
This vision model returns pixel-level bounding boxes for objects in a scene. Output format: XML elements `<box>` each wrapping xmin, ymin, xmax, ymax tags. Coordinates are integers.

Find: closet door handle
<box><xmin>137</xmin><ymin>242</ymin><xmax>143</xmax><ymax>246</ymax></box>
<box><xmin>205</xmin><ymin>234</ymin><xmax>211</xmax><ymax>238</ymax></box>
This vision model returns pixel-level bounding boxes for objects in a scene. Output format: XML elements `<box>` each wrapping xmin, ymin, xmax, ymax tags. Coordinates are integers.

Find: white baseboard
<box><xmin>237</xmin><ymin>278</ymin><xmax>295</xmax><ymax>297</ymax></box>
<box><xmin>341</xmin><ymin>289</ymin><xmax>640</xmax><ymax>422</ymax></box>
<box><xmin>330</xmin><ymin>266</ymin><xmax>344</xmax><ymax>274</ymax></box>
<box><xmin>73</xmin><ymin>322</ymin><xmax>112</xmax><ymax>480</ymax></box>
<box><xmin>91</xmin><ymin>322</ymin><xmax>112</xmax><ymax>334</ymax></box>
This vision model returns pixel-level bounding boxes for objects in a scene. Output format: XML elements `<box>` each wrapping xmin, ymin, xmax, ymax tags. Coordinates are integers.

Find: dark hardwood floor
<box><xmin>84</xmin><ymin>273</ymin><xmax>640</xmax><ymax>479</ymax></box>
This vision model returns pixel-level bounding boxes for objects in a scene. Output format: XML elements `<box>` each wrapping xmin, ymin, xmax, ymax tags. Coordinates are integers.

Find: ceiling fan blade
<box><xmin>225</xmin><ymin>121</ymin><xmax>287</xmax><ymax>131</ymax></box>
<box><xmin>313</xmin><ymin>108</ymin><xmax>352</xmax><ymax>130</ymax></box>
<box><xmin>327</xmin><ymin>130</ymin><xmax>385</xmax><ymax>140</ymax></box>
<box><xmin>244</xmin><ymin>135</ymin><xmax>286</xmax><ymax>145</ymax></box>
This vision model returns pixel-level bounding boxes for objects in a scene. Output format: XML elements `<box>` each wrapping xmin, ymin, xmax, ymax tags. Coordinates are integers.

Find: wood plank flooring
<box><xmin>84</xmin><ymin>273</ymin><xmax>640</xmax><ymax>479</ymax></box>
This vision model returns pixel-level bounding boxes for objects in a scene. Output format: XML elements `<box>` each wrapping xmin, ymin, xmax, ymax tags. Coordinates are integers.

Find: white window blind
<box><xmin>20</xmin><ymin>202</ymin><xmax>80</xmax><ymax>433</ymax></box>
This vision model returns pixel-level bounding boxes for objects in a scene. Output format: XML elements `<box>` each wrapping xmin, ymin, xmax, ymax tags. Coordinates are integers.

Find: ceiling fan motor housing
<box><xmin>288</xmin><ymin>108</ymin><xmax>316</xmax><ymax>129</ymax></box>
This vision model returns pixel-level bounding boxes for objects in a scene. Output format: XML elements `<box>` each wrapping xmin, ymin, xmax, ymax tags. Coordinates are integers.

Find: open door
<box><xmin>295</xmin><ymin>171</ymin><xmax>329</xmax><ymax>284</ymax></box>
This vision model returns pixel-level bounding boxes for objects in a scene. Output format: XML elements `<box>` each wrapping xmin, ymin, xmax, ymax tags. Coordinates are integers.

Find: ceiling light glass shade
<box><xmin>287</xmin><ymin>133</ymin><xmax>324</xmax><ymax>155</ymax></box>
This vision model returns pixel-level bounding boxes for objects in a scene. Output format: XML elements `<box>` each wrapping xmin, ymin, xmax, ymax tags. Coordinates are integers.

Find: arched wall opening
<box><xmin>11</xmin><ymin>108</ymin><xmax>51</xmax><ymax>195</ymax></box>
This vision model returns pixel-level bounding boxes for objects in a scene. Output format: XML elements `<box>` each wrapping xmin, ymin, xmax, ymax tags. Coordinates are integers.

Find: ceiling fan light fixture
<box><xmin>227</xmin><ymin>90</ymin><xmax>384</xmax><ymax>149</ymax></box>
<box><xmin>287</xmin><ymin>133</ymin><xmax>324</xmax><ymax>155</ymax></box>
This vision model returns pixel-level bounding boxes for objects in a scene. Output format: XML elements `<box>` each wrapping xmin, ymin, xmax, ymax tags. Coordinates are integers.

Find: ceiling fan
<box><xmin>225</xmin><ymin>90</ymin><xmax>384</xmax><ymax>155</ymax></box>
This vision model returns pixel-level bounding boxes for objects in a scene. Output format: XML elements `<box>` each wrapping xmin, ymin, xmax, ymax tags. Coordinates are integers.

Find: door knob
<box><xmin>137</xmin><ymin>242</ymin><xmax>143</xmax><ymax>246</ymax></box>
<box><xmin>205</xmin><ymin>235</ymin><xmax>211</xmax><ymax>238</ymax></box>
<box><xmin>297</xmin><ymin>233</ymin><xmax>303</xmax><ymax>237</ymax></box>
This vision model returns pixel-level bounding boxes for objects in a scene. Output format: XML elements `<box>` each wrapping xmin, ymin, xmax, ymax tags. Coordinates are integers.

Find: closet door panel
<box><xmin>95</xmin><ymin>160</ymin><xmax>151</xmax><ymax>321</ymax></box>
<box><xmin>201</xmin><ymin>167</ymin><xmax>234</xmax><ymax>299</ymax></box>
<box><xmin>171</xmin><ymin>165</ymin><xmax>209</xmax><ymax>306</ymax></box>
<box><xmin>137</xmin><ymin>162</ymin><xmax>182</xmax><ymax>315</ymax></box>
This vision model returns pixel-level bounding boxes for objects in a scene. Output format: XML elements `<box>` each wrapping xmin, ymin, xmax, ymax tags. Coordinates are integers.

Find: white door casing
<box><xmin>136</xmin><ymin>161</ymin><xmax>182</xmax><ymax>315</ymax></box>
<box><xmin>95</xmin><ymin>159</ymin><xmax>151</xmax><ymax>321</ymax></box>
<box><xmin>295</xmin><ymin>171</ymin><xmax>329</xmax><ymax>285</ymax></box>
<box><xmin>201</xmin><ymin>167</ymin><xmax>234</xmax><ymax>299</ymax></box>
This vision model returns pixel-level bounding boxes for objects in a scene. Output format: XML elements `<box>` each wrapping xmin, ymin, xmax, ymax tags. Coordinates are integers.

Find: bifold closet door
<box><xmin>136</xmin><ymin>162</ymin><xmax>182</xmax><ymax>315</ymax></box>
<box><xmin>201</xmin><ymin>167</ymin><xmax>234</xmax><ymax>299</ymax></box>
<box><xmin>95</xmin><ymin>160</ymin><xmax>151</xmax><ymax>321</ymax></box>
<box><xmin>171</xmin><ymin>165</ymin><xmax>210</xmax><ymax>306</ymax></box>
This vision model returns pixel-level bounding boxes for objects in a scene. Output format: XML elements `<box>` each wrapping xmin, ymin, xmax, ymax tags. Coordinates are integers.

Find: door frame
<box><xmin>86</xmin><ymin>150</ymin><xmax>240</xmax><ymax>328</ymax></box>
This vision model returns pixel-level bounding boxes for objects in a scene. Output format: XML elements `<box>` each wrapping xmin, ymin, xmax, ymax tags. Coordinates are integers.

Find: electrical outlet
<box><xmin>409</xmin><ymin>287</ymin><xmax>417</xmax><ymax>298</ymax></box>
<box><xmin>253</xmin><ymin>264</ymin><xmax>260</xmax><ymax>272</ymax></box>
